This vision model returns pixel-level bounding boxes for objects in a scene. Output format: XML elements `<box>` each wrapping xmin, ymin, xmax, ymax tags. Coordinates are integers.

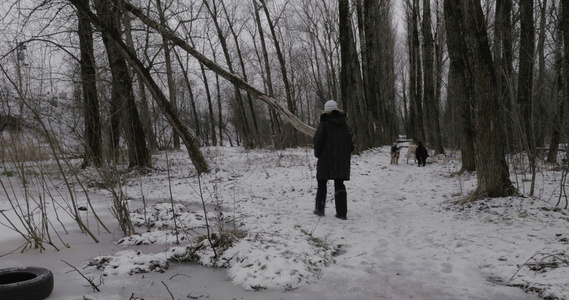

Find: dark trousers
<box><xmin>315</xmin><ymin>179</ymin><xmax>347</xmax><ymax>217</ymax></box>
<box><xmin>417</xmin><ymin>157</ymin><xmax>426</xmax><ymax>167</ymax></box>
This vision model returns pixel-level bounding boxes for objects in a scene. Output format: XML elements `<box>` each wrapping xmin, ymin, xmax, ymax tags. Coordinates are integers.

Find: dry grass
<box><xmin>1</xmin><ymin>130</ymin><xmax>52</xmax><ymax>163</ymax></box>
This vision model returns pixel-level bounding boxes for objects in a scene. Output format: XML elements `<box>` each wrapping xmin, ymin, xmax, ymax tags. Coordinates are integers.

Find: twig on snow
<box><xmin>61</xmin><ymin>259</ymin><xmax>101</xmax><ymax>292</ymax></box>
<box><xmin>161</xmin><ymin>280</ymin><xmax>175</xmax><ymax>300</ymax></box>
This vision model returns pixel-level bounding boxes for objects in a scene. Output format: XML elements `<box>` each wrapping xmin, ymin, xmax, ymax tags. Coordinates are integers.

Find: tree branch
<box><xmin>122</xmin><ymin>0</ymin><xmax>316</xmax><ymax>138</ymax></box>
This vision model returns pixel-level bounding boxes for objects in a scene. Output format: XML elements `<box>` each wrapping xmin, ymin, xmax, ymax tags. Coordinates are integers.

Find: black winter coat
<box><xmin>313</xmin><ymin>111</ymin><xmax>354</xmax><ymax>180</ymax></box>
<box><xmin>416</xmin><ymin>145</ymin><xmax>429</xmax><ymax>160</ymax></box>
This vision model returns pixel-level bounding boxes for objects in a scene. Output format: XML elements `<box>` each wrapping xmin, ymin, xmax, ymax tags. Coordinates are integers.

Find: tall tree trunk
<box><xmin>222</xmin><ymin>1</ymin><xmax>262</xmax><ymax>148</ymax></box>
<box><xmin>93</xmin><ymin>0</ymin><xmax>150</xmax><ymax>168</ymax></box>
<box><xmin>445</xmin><ymin>0</ymin><xmax>516</xmax><ymax>202</ymax></box>
<box><xmin>357</xmin><ymin>0</ymin><xmax>375</xmax><ymax>147</ymax></box>
<box><xmin>122</xmin><ymin>0</ymin><xmax>315</xmax><ymax>138</ymax></box>
<box><xmin>518</xmin><ymin>0</ymin><xmax>536</xmax><ymax>195</ymax></box>
<box><xmin>260</xmin><ymin>0</ymin><xmax>298</xmax><ymax>146</ymax></box>
<box><xmin>412</xmin><ymin>0</ymin><xmax>425</xmax><ymax>143</ymax></box>
<box><xmin>214</xmin><ymin>72</ymin><xmax>223</xmax><ymax>147</ymax></box>
<box><xmin>547</xmin><ymin>2</ymin><xmax>565</xmax><ymax>163</ymax></box>
<box><xmin>203</xmin><ymin>0</ymin><xmax>253</xmax><ymax>148</ymax></box>
<box><xmin>361</xmin><ymin>0</ymin><xmax>396</xmax><ymax>145</ymax></box>
<box><xmin>422</xmin><ymin>0</ymin><xmax>443</xmax><ymax>154</ymax></box>
<box><xmin>434</xmin><ymin>1</ymin><xmax>446</xmax><ymax>149</ymax></box>
<box><xmin>252</xmin><ymin>0</ymin><xmax>283</xmax><ymax>148</ymax></box>
<box><xmin>493</xmin><ymin>0</ymin><xmax>515</xmax><ymax>153</ymax></box>
<box><xmin>339</xmin><ymin>0</ymin><xmax>368</xmax><ymax>151</ymax></box>
<box><xmin>444</xmin><ymin>0</ymin><xmax>475</xmax><ymax>172</ymax></box>
<box><xmin>123</xmin><ymin>13</ymin><xmax>159</xmax><ymax>153</ymax></box>
<box><xmin>70</xmin><ymin>0</ymin><xmax>209</xmax><ymax>173</ymax></box>
<box><xmin>156</xmin><ymin>0</ymin><xmax>179</xmax><ymax>149</ymax></box>
<box><xmin>535</xmin><ymin>0</ymin><xmax>548</xmax><ymax>149</ymax></box>
<box><xmin>76</xmin><ymin>0</ymin><xmax>102</xmax><ymax>168</ymax></box>
<box><xmin>174</xmin><ymin>29</ymin><xmax>202</xmax><ymax>145</ymax></box>
<box><xmin>198</xmin><ymin>55</ymin><xmax>215</xmax><ymax>147</ymax></box>
<box><xmin>406</xmin><ymin>0</ymin><xmax>417</xmax><ymax>142</ymax></box>
<box><xmin>560</xmin><ymin>0</ymin><xmax>569</xmax><ymax>161</ymax></box>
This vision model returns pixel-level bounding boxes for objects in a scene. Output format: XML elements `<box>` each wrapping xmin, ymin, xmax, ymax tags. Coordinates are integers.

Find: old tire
<box><xmin>0</xmin><ymin>267</ymin><xmax>54</xmax><ymax>300</ymax></box>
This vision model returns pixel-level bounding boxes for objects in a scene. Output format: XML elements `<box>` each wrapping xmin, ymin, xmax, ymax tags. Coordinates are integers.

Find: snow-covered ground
<box><xmin>1</xmin><ymin>146</ymin><xmax>568</xmax><ymax>300</ymax></box>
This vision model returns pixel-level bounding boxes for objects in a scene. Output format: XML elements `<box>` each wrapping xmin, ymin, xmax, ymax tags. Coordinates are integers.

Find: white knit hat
<box><xmin>324</xmin><ymin>100</ymin><xmax>338</xmax><ymax>112</ymax></box>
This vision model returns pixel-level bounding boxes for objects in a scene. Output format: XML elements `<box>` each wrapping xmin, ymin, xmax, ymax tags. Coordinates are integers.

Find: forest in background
<box><xmin>0</xmin><ymin>0</ymin><xmax>568</xmax><ymax>200</ymax></box>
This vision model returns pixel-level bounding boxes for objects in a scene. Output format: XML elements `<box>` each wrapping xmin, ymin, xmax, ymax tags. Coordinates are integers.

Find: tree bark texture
<box><xmin>222</xmin><ymin>1</ymin><xmax>261</xmax><ymax>147</ymax></box>
<box><xmin>549</xmin><ymin>0</ymin><xmax>568</xmax><ymax>163</ymax></box>
<box><xmin>339</xmin><ymin>0</ymin><xmax>369</xmax><ymax>150</ymax></box>
<box><xmin>518</xmin><ymin>0</ymin><xmax>536</xmax><ymax>195</ymax></box>
<box><xmin>411</xmin><ymin>0</ymin><xmax>425</xmax><ymax>143</ymax></box>
<box><xmin>123</xmin><ymin>0</ymin><xmax>316</xmax><ymax>138</ymax></box>
<box><xmin>556</xmin><ymin>0</ymin><xmax>569</xmax><ymax>163</ymax></box>
<box><xmin>361</xmin><ymin>0</ymin><xmax>397</xmax><ymax>145</ymax></box>
<box><xmin>123</xmin><ymin>13</ymin><xmax>159</xmax><ymax>153</ymax></box>
<box><xmin>445</xmin><ymin>0</ymin><xmax>515</xmax><ymax>200</ymax></box>
<box><xmin>252</xmin><ymin>0</ymin><xmax>283</xmax><ymax>148</ymax></box>
<box><xmin>546</xmin><ymin>15</ymin><xmax>564</xmax><ymax>163</ymax></box>
<box><xmin>259</xmin><ymin>0</ymin><xmax>298</xmax><ymax>145</ymax></box>
<box><xmin>93</xmin><ymin>0</ymin><xmax>151</xmax><ymax>168</ymax></box>
<box><xmin>493</xmin><ymin>0</ymin><xmax>514</xmax><ymax>152</ymax></box>
<box><xmin>69</xmin><ymin>0</ymin><xmax>209</xmax><ymax>173</ymax></box>
<box><xmin>518</xmin><ymin>0</ymin><xmax>536</xmax><ymax>151</ymax></box>
<box><xmin>422</xmin><ymin>0</ymin><xmax>444</xmax><ymax>155</ymax></box>
<box><xmin>76</xmin><ymin>0</ymin><xmax>103</xmax><ymax>168</ymax></box>
<box><xmin>156</xmin><ymin>0</ymin><xmax>180</xmax><ymax>149</ymax></box>
<box><xmin>444</xmin><ymin>3</ymin><xmax>476</xmax><ymax>171</ymax></box>
<box><xmin>173</xmin><ymin>48</ymin><xmax>202</xmax><ymax>145</ymax></box>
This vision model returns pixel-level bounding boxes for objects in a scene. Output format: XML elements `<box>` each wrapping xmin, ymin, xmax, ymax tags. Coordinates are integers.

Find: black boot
<box><xmin>314</xmin><ymin>189</ymin><xmax>326</xmax><ymax>216</ymax></box>
<box><xmin>334</xmin><ymin>190</ymin><xmax>347</xmax><ymax>220</ymax></box>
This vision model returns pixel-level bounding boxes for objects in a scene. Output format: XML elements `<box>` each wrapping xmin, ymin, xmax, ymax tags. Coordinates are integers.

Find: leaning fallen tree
<box><xmin>69</xmin><ymin>0</ymin><xmax>209</xmax><ymax>174</ymax></box>
<box><xmin>68</xmin><ymin>0</ymin><xmax>316</xmax><ymax>174</ymax></box>
<box><xmin>121</xmin><ymin>1</ymin><xmax>316</xmax><ymax>138</ymax></box>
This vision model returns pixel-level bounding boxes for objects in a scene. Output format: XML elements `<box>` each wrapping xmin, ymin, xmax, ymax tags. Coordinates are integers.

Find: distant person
<box><xmin>390</xmin><ymin>143</ymin><xmax>401</xmax><ymax>165</ymax></box>
<box><xmin>313</xmin><ymin>100</ymin><xmax>354</xmax><ymax>220</ymax></box>
<box><xmin>415</xmin><ymin>141</ymin><xmax>429</xmax><ymax>167</ymax></box>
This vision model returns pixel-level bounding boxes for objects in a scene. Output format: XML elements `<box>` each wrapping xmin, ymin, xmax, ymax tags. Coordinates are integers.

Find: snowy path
<box><xmin>224</xmin><ymin>148</ymin><xmax>537</xmax><ymax>300</ymax></box>
<box><xmin>2</xmin><ymin>146</ymin><xmax>563</xmax><ymax>299</ymax></box>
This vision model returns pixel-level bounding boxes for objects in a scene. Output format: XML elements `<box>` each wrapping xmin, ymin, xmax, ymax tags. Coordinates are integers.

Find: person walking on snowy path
<box><xmin>313</xmin><ymin>100</ymin><xmax>354</xmax><ymax>220</ymax></box>
<box><xmin>415</xmin><ymin>141</ymin><xmax>429</xmax><ymax>167</ymax></box>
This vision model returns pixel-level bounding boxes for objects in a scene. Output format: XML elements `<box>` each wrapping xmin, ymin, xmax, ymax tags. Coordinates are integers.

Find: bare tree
<box><xmin>493</xmin><ymin>0</ymin><xmax>515</xmax><ymax>152</ymax></box>
<box><xmin>444</xmin><ymin>0</ymin><xmax>516</xmax><ymax>202</ymax></box>
<box><xmin>296</xmin><ymin>0</ymin><xmax>340</xmax><ymax>109</ymax></box>
<box><xmin>561</xmin><ymin>0</ymin><xmax>569</xmax><ymax>157</ymax></box>
<box><xmin>443</xmin><ymin>0</ymin><xmax>475</xmax><ymax>172</ymax></box>
<box><xmin>517</xmin><ymin>0</ymin><xmax>537</xmax><ymax>195</ymax></box>
<box><xmin>197</xmin><ymin>32</ymin><xmax>217</xmax><ymax>147</ymax></box>
<box><xmin>252</xmin><ymin>0</ymin><xmax>283</xmax><ymax>148</ymax></box>
<box><xmin>221</xmin><ymin>1</ymin><xmax>262</xmax><ymax>147</ymax></box>
<box><xmin>406</xmin><ymin>0</ymin><xmax>425</xmax><ymax>144</ymax></box>
<box><xmin>93</xmin><ymin>0</ymin><xmax>151</xmax><ymax>168</ymax></box>
<box><xmin>123</xmin><ymin>13</ymin><xmax>159</xmax><ymax>153</ymax></box>
<box><xmin>69</xmin><ymin>0</ymin><xmax>209</xmax><ymax>173</ymax></box>
<box><xmin>339</xmin><ymin>0</ymin><xmax>368</xmax><ymax>151</ymax></box>
<box><xmin>546</xmin><ymin>1</ymin><xmax>565</xmax><ymax>163</ymax></box>
<box><xmin>203</xmin><ymin>0</ymin><xmax>253</xmax><ymax>147</ymax></box>
<box><xmin>357</xmin><ymin>0</ymin><xmax>398</xmax><ymax>146</ymax></box>
<box><xmin>75</xmin><ymin>0</ymin><xmax>103</xmax><ymax>168</ymax></box>
<box><xmin>259</xmin><ymin>0</ymin><xmax>298</xmax><ymax>145</ymax></box>
<box><xmin>173</xmin><ymin>47</ymin><xmax>202</xmax><ymax>146</ymax></box>
<box><xmin>422</xmin><ymin>0</ymin><xmax>444</xmax><ymax>155</ymax></box>
<box><xmin>156</xmin><ymin>0</ymin><xmax>180</xmax><ymax>149</ymax></box>
<box><xmin>121</xmin><ymin>0</ymin><xmax>315</xmax><ymax>138</ymax></box>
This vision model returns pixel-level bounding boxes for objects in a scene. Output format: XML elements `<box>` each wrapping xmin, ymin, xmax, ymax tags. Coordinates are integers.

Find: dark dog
<box><xmin>390</xmin><ymin>144</ymin><xmax>401</xmax><ymax>165</ymax></box>
<box><xmin>415</xmin><ymin>141</ymin><xmax>429</xmax><ymax>167</ymax></box>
